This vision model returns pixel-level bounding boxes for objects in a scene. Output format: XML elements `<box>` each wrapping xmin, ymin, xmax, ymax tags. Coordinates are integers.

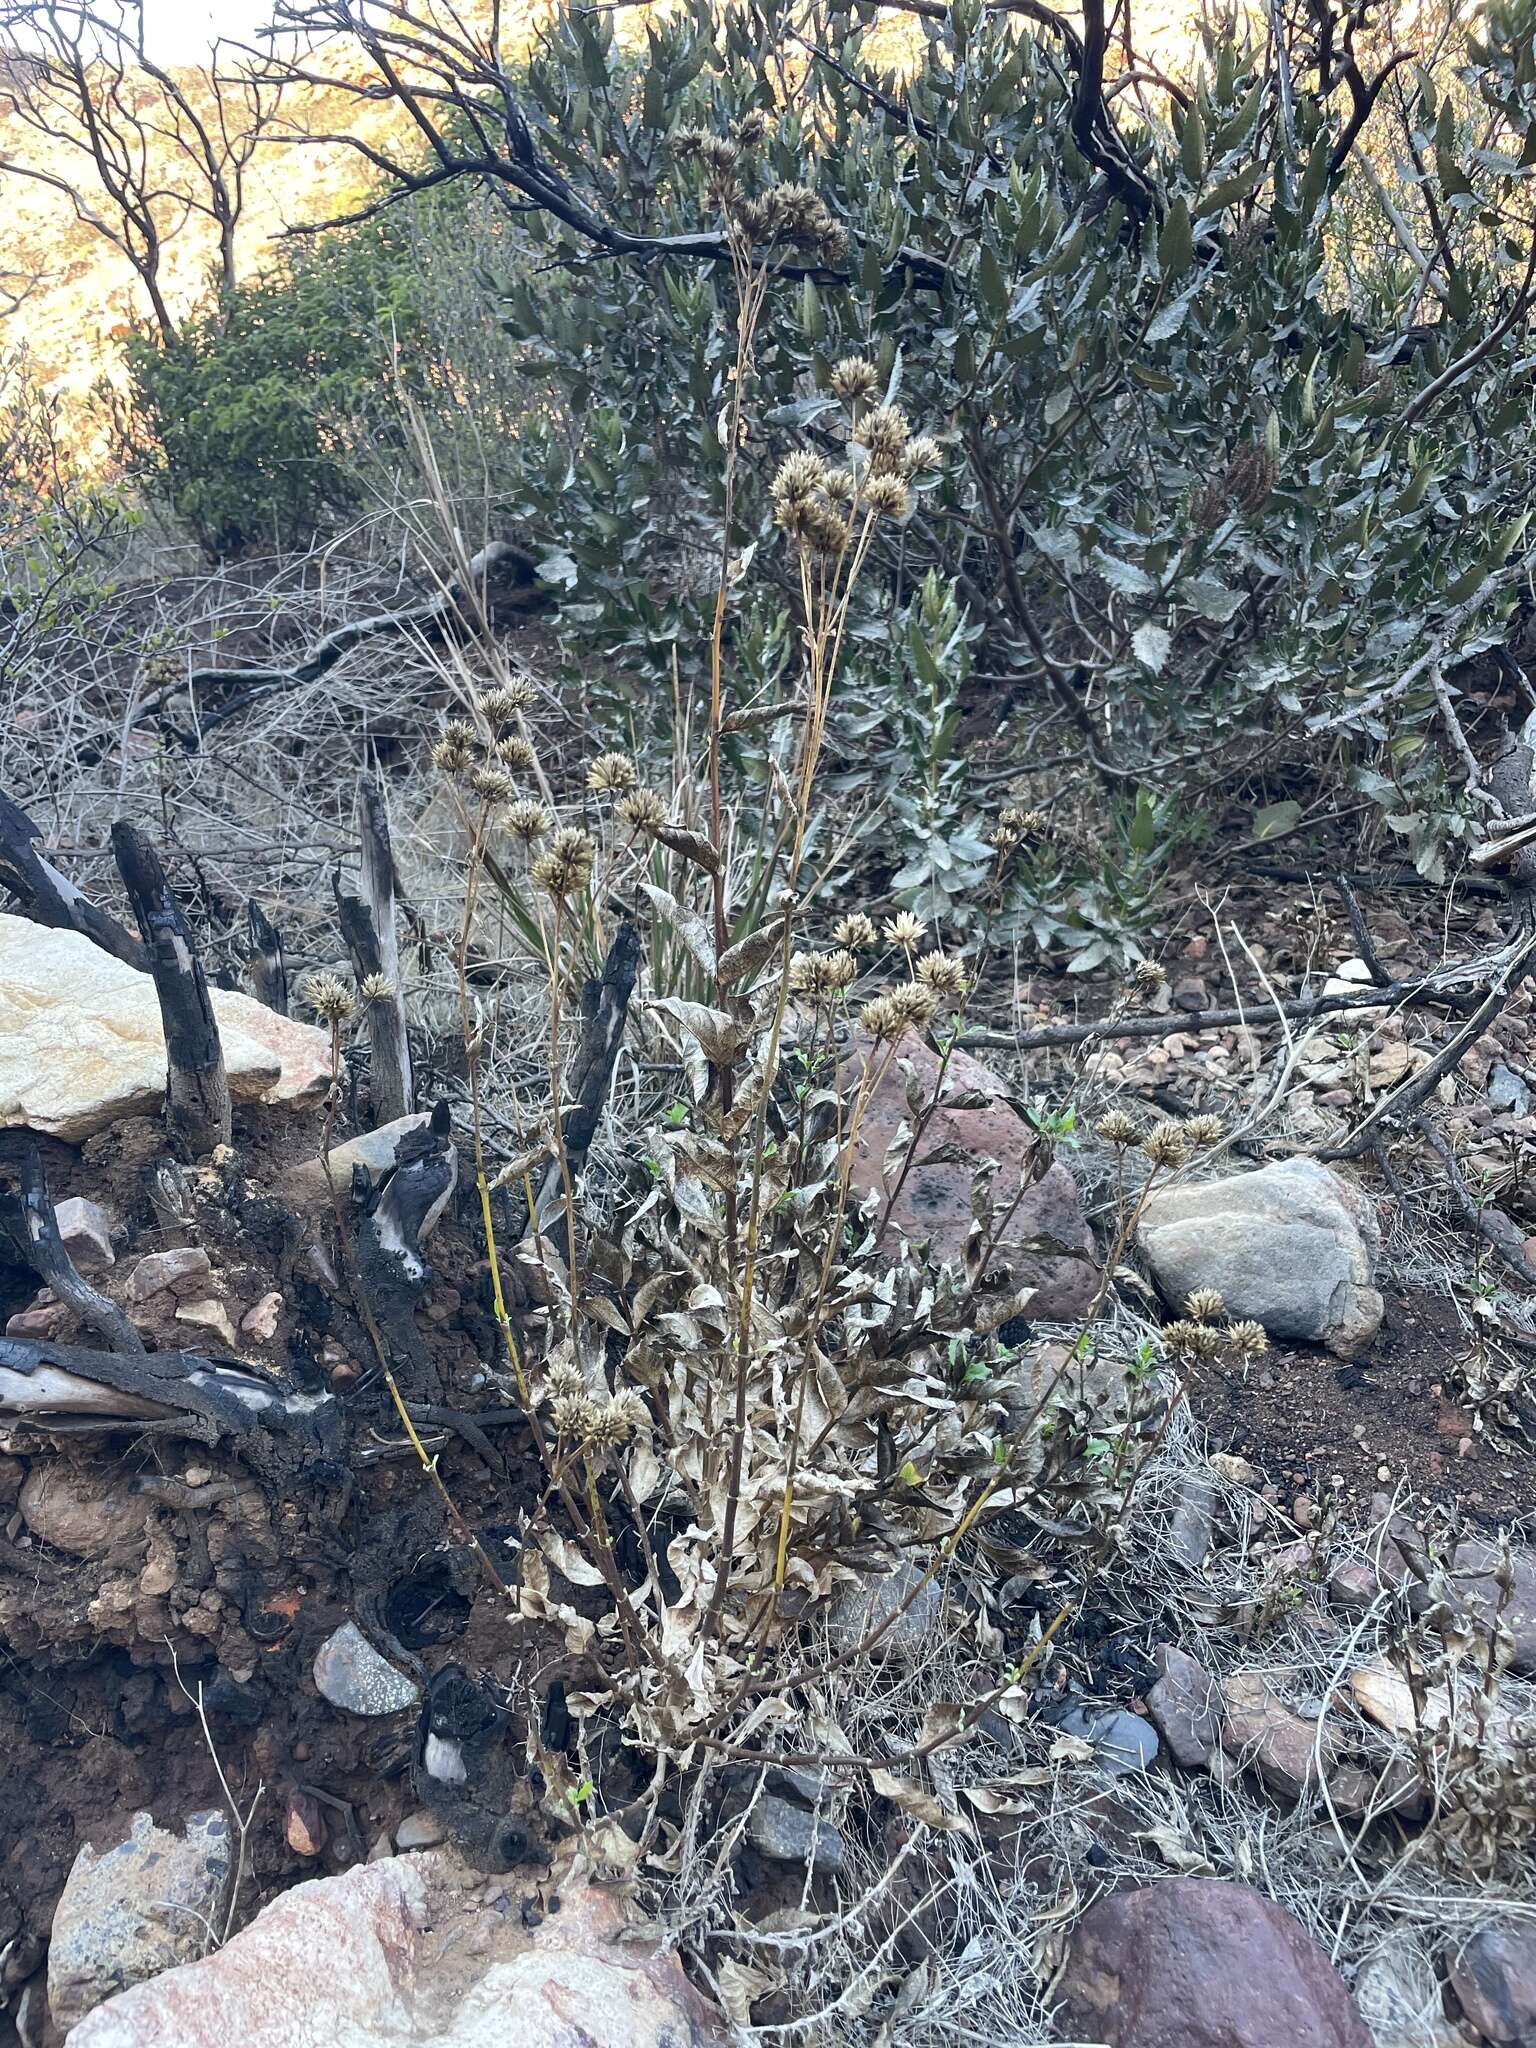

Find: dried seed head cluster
<box><xmin>883</xmin><ymin>911</ymin><xmax>925</xmax><ymax>949</ymax></box>
<box><xmin>1162</xmin><ymin>1318</ymin><xmax>1226</xmax><ymax>1360</ymax></box>
<box><xmin>835</xmin><ymin>911</ymin><xmax>878</xmax><ymax>950</ymax></box>
<box><xmin>1183</xmin><ymin>1113</ymin><xmax>1224</xmax><ymax>1147</ymax></box>
<box><xmin>360</xmin><ymin>972</ymin><xmax>394</xmax><ymax>1004</ymax></box>
<box><xmin>470</xmin><ymin>765</ymin><xmax>519</xmax><ymax>806</ymax></box>
<box><xmin>1185</xmin><ymin>1288</ymin><xmax>1227</xmax><ymax>1323</ymax></box>
<box><xmin>1132</xmin><ymin>958</ymin><xmax>1167</xmax><ymax>998</ymax></box>
<box><xmin>531</xmin><ymin>827</ymin><xmax>597</xmax><ymax>900</ymax></box>
<box><xmin>1096</xmin><ymin>1109</ymin><xmax>1143</xmax><ymax>1147</ymax></box>
<box><xmin>1229</xmin><ymin>1320</ymin><xmax>1269</xmax><ymax>1355</ymax></box>
<box><xmin>550</xmin><ymin>1390</ymin><xmax>602</xmax><ymax>1440</ymax></box>
<box><xmin>303</xmin><ymin>972</ymin><xmax>355</xmax><ymax>1023</ymax></box>
<box><xmin>888</xmin><ymin>980</ymin><xmax>939</xmax><ymax>1028</ymax></box>
<box><xmin>789</xmin><ymin>948</ymin><xmax>859</xmax><ymax>1000</ymax></box>
<box><xmin>856</xmin><ymin>403</ymin><xmax>911</xmax><ymax>473</ymax></box>
<box><xmin>1141</xmin><ymin>1120</ymin><xmax>1190</xmax><ymax>1170</ymax></box>
<box><xmin>863</xmin><ymin>472</ymin><xmax>911</xmax><ymax>520</ymax></box>
<box><xmin>830</xmin><ymin>355</ymin><xmax>880</xmax><ymax>406</ymax></box>
<box><xmin>542</xmin><ymin>1361</ymin><xmax>587</xmax><ymax>1403</ymax></box>
<box><xmin>507</xmin><ymin>799</ymin><xmax>553</xmax><ymax>843</ymax></box>
<box><xmin>587</xmin><ymin>751</ymin><xmax>639</xmax><ymax>795</ymax></box>
<box><xmin>989</xmin><ymin>804</ymin><xmax>1047</xmax><ymax>855</ymax></box>
<box><xmin>616</xmin><ymin>787</ymin><xmax>668</xmax><ymax>834</ymax></box>
<box><xmin>476</xmin><ymin>679</ymin><xmax>535</xmax><ymax>726</ymax></box>
<box><xmin>496</xmin><ymin>734</ymin><xmax>538</xmax><ymax>773</ymax></box>
<box><xmin>771</xmin><ymin>452</ymin><xmax>852</xmax><ymax>558</ymax></box>
<box><xmin>916</xmin><ymin>950</ymin><xmax>969</xmax><ymax>1000</ymax></box>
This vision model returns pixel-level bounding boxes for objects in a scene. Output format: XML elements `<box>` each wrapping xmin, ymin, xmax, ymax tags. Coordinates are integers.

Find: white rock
<box><xmin>313</xmin><ymin>1622</ymin><xmax>421</xmax><ymax>1716</ymax></box>
<box><xmin>176</xmin><ymin>1297</ymin><xmax>238</xmax><ymax>1348</ymax></box>
<box><xmin>1138</xmin><ymin>1156</ymin><xmax>1383</xmax><ymax>1358</ymax></box>
<box><xmin>282</xmin><ymin>1113</ymin><xmax>431</xmax><ymax>1209</ymax></box>
<box><xmin>0</xmin><ymin>915</ymin><xmax>331</xmax><ymax>1141</ymax></box>
<box><xmin>65</xmin><ymin>1854</ymin><xmax>727</xmax><ymax>2048</ymax></box>
<box><xmin>48</xmin><ymin>1809</ymin><xmax>232</xmax><ymax>2029</ymax></box>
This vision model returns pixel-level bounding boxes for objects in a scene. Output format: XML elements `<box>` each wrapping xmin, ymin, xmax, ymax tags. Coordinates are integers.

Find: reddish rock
<box><xmin>241</xmin><ymin>1291</ymin><xmax>284</xmax><ymax>1342</ymax></box>
<box><xmin>126</xmin><ymin>1246</ymin><xmax>212</xmax><ymax>1303</ymax></box>
<box><xmin>842</xmin><ymin>1032</ymin><xmax>1099</xmax><ymax>1316</ymax></box>
<box><xmin>1056</xmin><ymin>1878</ymin><xmax>1371</xmax><ymax>2047</ymax></box>
<box><xmin>284</xmin><ymin>1791</ymin><xmax>324</xmax><ymax>1859</ymax></box>
<box><xmin>1447</xmin><ymin>1925</ymin><xmax>1536</xmax><ymax>2043</ymax></box>
<box><xmin>6</xmin><ymin>1295</ymin><xmax>68</xmax><ymax>1338</ymax></box>
<box><xmin>1145</xmin><ymin>1645</ymin><xmax>1221</xmax><ymax>1767</ymax></box>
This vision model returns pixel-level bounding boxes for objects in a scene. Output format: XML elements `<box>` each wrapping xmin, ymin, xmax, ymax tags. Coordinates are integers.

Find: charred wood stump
<box><xmin>357</xmin><ymin>780</ymin><xmax>414</xmax><ymax>1121</ymax></box>
<box><xmin>111</xmin><ymin>821</ymin><xmax>232</xmax><ymax>1160</ymax></box>
<box><xmin>0</xmin><ymin>1132</ymin><xmax>144</xmax><ymax>1355</ymax></box>
<box><xmin>333</xmin><ymin>861</ymin><xmax>413</xmax><ymax>1127</ymax></box>
<box><xmin>531</xmin><ymin>920</ymin><xmax>641</xmax><ymax>1235</ymax></box>
<box><xmin>245</xmin><ymin>898</ymin><xmax>289</xmax><ymax>1014</ymax></box>
<box><xmin>0</xmin><ymin>792</ymin><xmax>148</xmax><ymax>970</ymax></box>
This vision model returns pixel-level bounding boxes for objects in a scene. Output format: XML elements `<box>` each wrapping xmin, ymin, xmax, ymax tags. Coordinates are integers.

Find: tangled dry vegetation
<box><xmin>13</xmin><ymin>3</ymin><xmax>1536</xmax><ymax>2043</ymax></box>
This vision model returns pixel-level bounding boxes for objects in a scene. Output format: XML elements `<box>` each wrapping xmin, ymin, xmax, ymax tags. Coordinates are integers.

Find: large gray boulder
<box><xmin>1137</xmin><ymin>1156</ymin><xmax>1382</xmax><ymax>1357</ymax></box>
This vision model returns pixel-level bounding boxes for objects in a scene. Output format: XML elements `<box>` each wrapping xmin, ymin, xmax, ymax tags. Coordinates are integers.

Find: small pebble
<box><xmin>1458</xmin><ymin>1437</ymin><xmax>1475</xmax><ymax>1459</ymax></box>
<box><xmin>285</xmin><ymin>1790</ymin><xmax>325</xmax><ymax>1858</ymax></box>
<box><xmin>1376</xmin><ymin>1464</ymin><xmax>1391</xmax><ymax>1482</ymax></box>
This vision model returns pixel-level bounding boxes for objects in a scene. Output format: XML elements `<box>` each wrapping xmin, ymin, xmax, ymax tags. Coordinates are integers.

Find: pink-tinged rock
<box><xmin>6</xmin><ymin>1296</ymin><xmax>68</xmax><ymax>1338</ymax></box>
<box><xmin>1447</xmin><ymin>1925</ymin><xmax>1536</xmax><ymax>2043</ymax></box>
<box><xmin>240</xmin><ymin>1291</ymin><xmax>283</xmax><ymax>1342</ymax></box>
<box><xmin>54</xmin><ymin>1197</ymin><xmax>115</xmax><ymax>1269</ymax></box>
<box><xmin>1056</xmin><ymin>1877</ymin><xmax>1372</xmax><ymax>2047</ymax></box>
<box><xmin>67</xmin><ymin>1852</ymin><xmax>728</xmax><ymax>2048</ymax></box>
<box><xmin>126</xmin><ymin>1246</ymin><xmax>211</xmax><ymax>1302</ymax></box>
<box><xmin>841</xmin><ymin>1031</ymin><xmax>1099</xmax><ymax>1317</ymax></box>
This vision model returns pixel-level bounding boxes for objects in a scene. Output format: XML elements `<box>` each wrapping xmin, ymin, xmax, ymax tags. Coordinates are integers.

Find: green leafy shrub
<box><xmin>118</xmin><ymin>213</ymin><xmax>428</xmax><ymax>556</ymax></box>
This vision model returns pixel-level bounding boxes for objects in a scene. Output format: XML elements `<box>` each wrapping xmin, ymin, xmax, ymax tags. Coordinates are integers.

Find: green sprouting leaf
<box><xmin>1181</xmin><ymin>100</ymin><xmax>1207</xmax><ymax>183</ymax></box>
<box><xmin>1251</xmin><ymin>799</ymin><xmax>1303</xmax><ymax>841</ymax></box>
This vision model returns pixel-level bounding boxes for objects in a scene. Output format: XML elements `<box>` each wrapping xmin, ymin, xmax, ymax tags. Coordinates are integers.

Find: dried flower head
<box><xmin>990</xmin><ymin>823</ymin><xmax>1021</xmax><ymax>853</ymax></box>
<box><xmin>1186</xmin><ymin>1288</ymin><xmax>1226</xmax><ymax>1323</ymax></box>
<box><xmin>790</xmin><ymin>948</ymin><xmax>859</xmax><ymax>1000</ymax></box>
<box><xmin>883</xmin><ymin>911</ymin><xmax>925</xmax><ymax>950</ymax></box>
<box><xmin>476</xmin><ymin>680</ymin><xmax>534</xmax><ymax>725</ymax></box>
<box><xmin>864</xmin><ymin>473</ymin><xmax>911</xmax><ymax>520</ymax></box>
<box><xmin>531</xmin><ymin>827</ymin><xmax>596</xmax><ymax>899</ymax></box>
<box><xmin>432</xmin><ymin>734</ymin><xmax>474</xmax><ymax>778</ymax></box>
<box><xmin>1141</xmin><ymin>1121</ymin><xmax>1190</xmax><ymax>1170</ymax></box>
<box><xmin>550</xmin><ymin>1390</ymin><xmax>601</xmax><ymax>1441</ymax></box>
<box><xmin>542</xmin><ymin>1361</ymin><xmax>588</xmax><ymax>1402</ymax></box>
<box><xmin>1228</xmin><ymin>1320</ymin><xmax>1270</xmax><ymax>1355</ymax></box>
<box><xmin>470</xmin><ymin>765</ymin><xmax>519</xmax><ymax>805</ymax></box>
<box><xmin>734</xmin><ymin>108</ymin><xmax>769</xmax><ymax>149</ymax></box>
<box><xmin>856</xmin><ymin>403</ymin><xmax>911</xmax><ymax>472</ymax></box>
<box><xmin>360</xmin><ymin>972</ymin><xmax>394</xmax><ymax>1004</ymax></box>
<box><xmin>903</xmin><ymin>434</ymin><xmax>943</xmax><ymax>473</ymax></box>
<box><xmin>859</xmin><ymin>994</ymin><xmax>903</xmax><ymax>1041</ymax></box>
<box><xmin>506</xmin><ymin>799</ymin><xmax>553</xmax><ymax>843</ymax></box>
<box><xmin>835</xmin><ymin>912</ymin><xmax>878</xmax><ymax>950</ymax></box>
<box><xmin>888</xmin><ymin>980</ymin><xmax>939</xmax><ymax>1029</ymax></box>
<box><xmin>1096</xmin><ymin>1110</ymin><xmax>1142</xmax><ymax>1147</ymax></box>
<box><xmin>1132</xmin><ymin>959</ymin><xmax>1167</xmax><ymax>997</ymax></box>
<box><xmin>495</xmin><ymin>734</ymin><xmax>538</xmax><ymax>774</ymax></box>
<box><xmin>672</xmin><ymin>125</ymin><xmax>707</xmax><ymax>159</ymax></box>
<box><xmin>1163</xmin><ymin>1319</ymin><xmax>1225</xmax><ymax>1360</ymax></box>
<box><xmin>610</xmin><ymin>1387</ymin><xmax>650</xmax><ymax>1433</ymax></box>
<box><xmin>999</xmin><ymin>804</ymin><xmax>1048</xmax><ymax>835</ymax></box>
<box><xmin>772</xmin><ymin>450</ymin><xmax>829</xmax><ymax>506</ymax></box>
<box><xmin>439</xmin><ymin>717</ymin><xmax>477</xmax><ymax>750</ymax></box>
<box><xmin>615</xmin><ymin>787</ymin><xmax>668</xmax><ymax>834</ymax></box>
<box><xmin>587</xmin><ymin>751</ymin><xmax>639</xmax><ymax>795</ymax></box>
<box><xmin>830</xmin><ymin>355</ymin><xmax>880</xmax><ymax>405</ymax></box>
<box><xmin>589</xmin><ymin>1403</ymin><xmax>633</xmax><ymax>1450</ymax></box>
<box><xmin>1183</xmin><ymin>1114</ymin><xmax>1225</xmax><ymax>1147</ymax></box>
<box><xmin>822</xmin><ymin>467</ymin><xmax>855</xmax><ymax>505</ymax></box>
<box><xmin>916</xmin><ymin>950</ymin><xmax>968</xmax><ymax>999</ymax></box>
<box><xmin>303</xmin><ymin>972</ymin><xmax>355</xmax><ymax>1023</ymax></box>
